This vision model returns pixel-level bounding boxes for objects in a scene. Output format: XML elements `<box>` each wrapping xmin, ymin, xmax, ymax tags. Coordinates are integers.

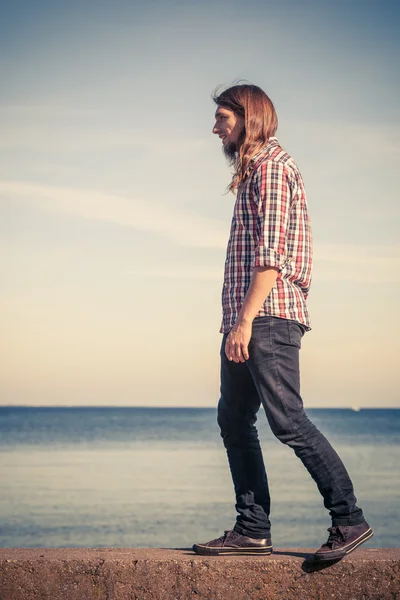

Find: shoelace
<box><xmin>221</xmin><ymin>530</ymin><xmax>240</xmax><ymax>546</ymax></box>
<box><xmin>326</xmin><ymin>526</ymin><xmax>348</xmax><ymax>548</ymax></box>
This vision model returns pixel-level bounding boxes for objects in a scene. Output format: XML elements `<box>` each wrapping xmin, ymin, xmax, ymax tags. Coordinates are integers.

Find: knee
<box><xmin>217</xmin><ymin>397</ymin><xmax>234</xmax><ymax>440</ymax></box>
<box><xmin>270</xmin><ymin>413</ymin><xmax>317</xmax><ymax>447</ymax></box>
<box><xmin>273</xmin><ymin>427</ymin><xmax>299</xmax><ymax>446</ymax></box>
<box><xmin>217</xmin><ymin>397</ymin><xmax>259</xmax><ymax>447</ymax></box>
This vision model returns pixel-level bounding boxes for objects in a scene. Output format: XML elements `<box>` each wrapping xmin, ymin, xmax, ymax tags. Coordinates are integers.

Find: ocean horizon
<box><xmin>0</xmin><ymin>406</ymin><xmax>399</xmax><ymax>549</ymax></box>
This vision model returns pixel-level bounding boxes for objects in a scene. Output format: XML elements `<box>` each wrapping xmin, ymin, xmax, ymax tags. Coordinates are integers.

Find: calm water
<box><xmin>0</xmin><ymin>407</ymin><xmax>399</xmax><ymax>549</ymax></box>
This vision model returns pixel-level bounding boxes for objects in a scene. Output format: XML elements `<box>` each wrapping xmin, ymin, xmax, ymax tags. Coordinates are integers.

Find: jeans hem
<box><xmin>331</xmin><ymin>516</ymin><xmax>366</xmax><ymax>526</ymax></box>
<box><xmin>234</xmin><ymin>524</ymin><xmax>271</xmax><ymax>540</ymax></box>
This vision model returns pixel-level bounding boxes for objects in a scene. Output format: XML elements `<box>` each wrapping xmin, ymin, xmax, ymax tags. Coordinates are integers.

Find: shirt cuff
<box><xmin>254</xmin><ymin>246</ymin><xmax>287</xmax><ymax>271</ymax></box>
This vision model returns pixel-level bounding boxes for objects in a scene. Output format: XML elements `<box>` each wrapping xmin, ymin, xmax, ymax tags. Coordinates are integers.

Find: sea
<box><xmin>0</xmin><ymin>407</ymin><xmax>399</xmax><ymax>549</ymax></box>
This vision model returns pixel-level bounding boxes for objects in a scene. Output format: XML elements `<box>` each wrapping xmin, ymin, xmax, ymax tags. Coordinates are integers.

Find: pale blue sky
<box><xmin>1</xmin><ymin>0</ymin><xmax>399</xmax><ymax>407</ymax></box>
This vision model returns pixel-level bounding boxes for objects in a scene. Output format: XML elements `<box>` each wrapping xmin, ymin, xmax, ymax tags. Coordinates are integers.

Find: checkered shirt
<box><xmin>220</xmin><ymin>137</ymin><xmax>312</xmax><ymax>333</ymax></box>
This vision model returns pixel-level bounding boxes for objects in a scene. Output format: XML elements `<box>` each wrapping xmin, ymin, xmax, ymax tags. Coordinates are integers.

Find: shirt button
<box><xmin>224</xmin><ymin>282</ymin><xmax>228</xmax><ymax>287</ymax></box>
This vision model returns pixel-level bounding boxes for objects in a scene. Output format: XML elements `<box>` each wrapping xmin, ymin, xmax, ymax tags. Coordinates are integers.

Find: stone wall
<box><xmin>1</xmin><ymin>548</ymin><xmax>399</xmax><ymax>599</ymax></box>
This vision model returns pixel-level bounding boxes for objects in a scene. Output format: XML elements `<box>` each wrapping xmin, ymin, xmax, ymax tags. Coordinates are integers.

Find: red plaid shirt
<box><xmin>221</xmin><ymin>137</ymin><xmax>312</xmax><ymax>333</ymax></box>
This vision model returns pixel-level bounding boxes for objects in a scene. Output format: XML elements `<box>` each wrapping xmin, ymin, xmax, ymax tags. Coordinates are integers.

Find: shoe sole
<box><xmin>192</xmin><ymin>544</ymin><xmax>273</xmax><ymax>556</ymax></box>
<box><xmin>313</xmin><ymin>528</ymin><xmax>374</xmax><ymax>562</ymax></box>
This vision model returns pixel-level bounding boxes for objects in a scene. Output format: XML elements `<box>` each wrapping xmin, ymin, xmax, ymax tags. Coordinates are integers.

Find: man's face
<box><xmin>212</xmin><ymin>106</ymin><xmax>245</xmax><ymax>160</ymax></box>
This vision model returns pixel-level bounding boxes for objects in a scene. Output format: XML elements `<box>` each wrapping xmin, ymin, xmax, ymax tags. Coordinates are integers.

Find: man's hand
<box><xmin>225</xmin><ymin>319</ymin><xmax>252</xmax><ymax>363</ymax></box>
<box><xmin>224</xmin><ymin>266</ymin><xmax>279</xmax><ymax>363</ymax></box>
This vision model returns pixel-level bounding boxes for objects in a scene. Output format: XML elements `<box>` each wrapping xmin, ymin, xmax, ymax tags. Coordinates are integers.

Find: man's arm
<box><xmin>225</xmin><ymin>266</ymin><xmax>279</xmax><ymax>363</ymax></box>
<box><xmin>225</xmin><ymin>159</ymin><xmax>292</xmax><ymax>363</ymax></box>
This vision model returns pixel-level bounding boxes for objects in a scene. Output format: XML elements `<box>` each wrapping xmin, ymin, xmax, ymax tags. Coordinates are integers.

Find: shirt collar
<box><xmin>250</xmin><ymin>137</ymin><xmax>280</xmax><ymax>165</ymax></box>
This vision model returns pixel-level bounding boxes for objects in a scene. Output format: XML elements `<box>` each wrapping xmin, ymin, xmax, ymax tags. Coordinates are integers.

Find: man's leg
<box><xmin>217</xmin><ymin>335</ymin><xmax>271</xmax><ymax>539</ymax></box>
<box><xmin>246</xmin><ymin>316</ymin><xmax>372</xmax><ymax>558</ymax></box>
<box><xmin>192</xmin><ymin>336</ymin><xmax>273</xmax><ymax>555</ymax></box>
<box><xmin>247</xmin><ymin>316</ymin><xmax>363</xmax><ymax>523</ymax></box>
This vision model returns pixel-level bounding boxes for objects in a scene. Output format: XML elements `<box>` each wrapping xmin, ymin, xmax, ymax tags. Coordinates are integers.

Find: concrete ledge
<box><xmin>1</xmin><ymin>548</ymin><xmax>399</xmax><ymax>600</ymax></box>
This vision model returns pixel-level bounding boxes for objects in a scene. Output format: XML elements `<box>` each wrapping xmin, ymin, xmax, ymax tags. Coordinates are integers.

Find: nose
<box><xmin>212</xmin><ymin>122</ymin><xmax>219</xmax><ymax>135</ymax></box>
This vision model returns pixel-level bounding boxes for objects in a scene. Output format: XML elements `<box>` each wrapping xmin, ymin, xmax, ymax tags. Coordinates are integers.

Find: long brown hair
<box><xmin>213</xmin><ymin>84</ymin><xmax>278</xmax><ymax>192</ymax></box>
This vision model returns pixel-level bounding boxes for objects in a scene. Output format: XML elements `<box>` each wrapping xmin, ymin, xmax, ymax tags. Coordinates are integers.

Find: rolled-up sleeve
<box><xmin>252</xmin><ymin>160</ymin><xmax>291</xmax><ymax>271</ymax></box>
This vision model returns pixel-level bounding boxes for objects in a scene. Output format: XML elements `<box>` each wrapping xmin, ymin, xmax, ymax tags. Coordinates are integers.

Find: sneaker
<box><xmin>192</xmin><ymin>529</ymin><xmax>273</xmax><ymax>556</ymax></box>
<box><xmin>314</xmin><ymin>521</ymin><xmax>374</xmax><ymax>561</ymax></box>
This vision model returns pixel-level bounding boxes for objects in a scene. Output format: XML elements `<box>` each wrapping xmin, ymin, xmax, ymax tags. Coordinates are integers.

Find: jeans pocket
<box><xmin>287</xmin><ymin>320</ymin><xmax>304</xmax><ymax>349</ymax></box>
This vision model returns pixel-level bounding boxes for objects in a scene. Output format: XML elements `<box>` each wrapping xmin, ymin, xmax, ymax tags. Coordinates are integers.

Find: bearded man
<box><xmin>192</xmin><ymin>84</ymin><xmax>373</xmax><ymax>561</ymax></box>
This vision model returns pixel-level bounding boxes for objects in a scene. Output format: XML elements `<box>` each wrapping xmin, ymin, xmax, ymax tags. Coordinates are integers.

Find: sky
<box><xmin>1</xmin><ymin>0</ymin><xmax>399</xmax><ymax>408</ymax></box>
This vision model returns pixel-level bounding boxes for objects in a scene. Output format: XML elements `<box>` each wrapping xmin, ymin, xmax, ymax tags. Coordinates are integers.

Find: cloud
<box><xmin>0</xmin><ymin>179</ymin><xmax>227</xmax><ymax>249</ymax></box>
<box><xmin>1</xmin><ymin>179</ymin><xmax>399</xmax><ymax>283</ymax></box>
<box><xmin>284</xmin><ymin>119</ymin><xmax>400</xmax><ymax>160</ymax></box>
<box><xmin>313</xmin><ymin>242</ymin><xmax>400</xmax><ymax>283</ymax></box>
<box><xmin>0</xmin><ymin>104</ymin><xmax>100</xmax><ymax>118</ymax></box>
<box><xmin>314</xmin><ymin>242</ymin><xmax>400</xmax><ymax>263</ymax></box>
<box><xmin>0</xmin><ymin>125</ymin><xmax>207</xmax><ymax>153</ymax></box>
<box><xmin>126</xmin><ymin>265</ymin><xmax>223</xmax><ymax>281</ymax></box>
<box><xmin>0</xmin><ymin>104</ymin><xmax>209</xmax><ymax>153</ymax></box>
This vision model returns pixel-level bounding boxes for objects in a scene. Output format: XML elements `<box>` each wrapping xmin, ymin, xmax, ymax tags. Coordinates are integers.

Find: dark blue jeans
<box><xmin>218</xmin><ymin>316</ymin><xmax>364</xmax><ymax>539</ymax></box>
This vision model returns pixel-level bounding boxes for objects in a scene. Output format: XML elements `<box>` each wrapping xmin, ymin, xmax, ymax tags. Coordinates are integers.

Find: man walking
<box><xmin>192</xmin><ymin>84</ymin><xmax>373</xmax><ymax>561</ymax></box>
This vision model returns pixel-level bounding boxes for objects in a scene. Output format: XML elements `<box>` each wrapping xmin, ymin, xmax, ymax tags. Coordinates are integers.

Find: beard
<box><xmin>222</xmin><ymin>128</ymin><xmax>245</xmax><ymax>163</ymax></box>
<box><xmin>223</xmin><ymin>140</ymin><xmax>238</xmax><ymax>162</ymax></box>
